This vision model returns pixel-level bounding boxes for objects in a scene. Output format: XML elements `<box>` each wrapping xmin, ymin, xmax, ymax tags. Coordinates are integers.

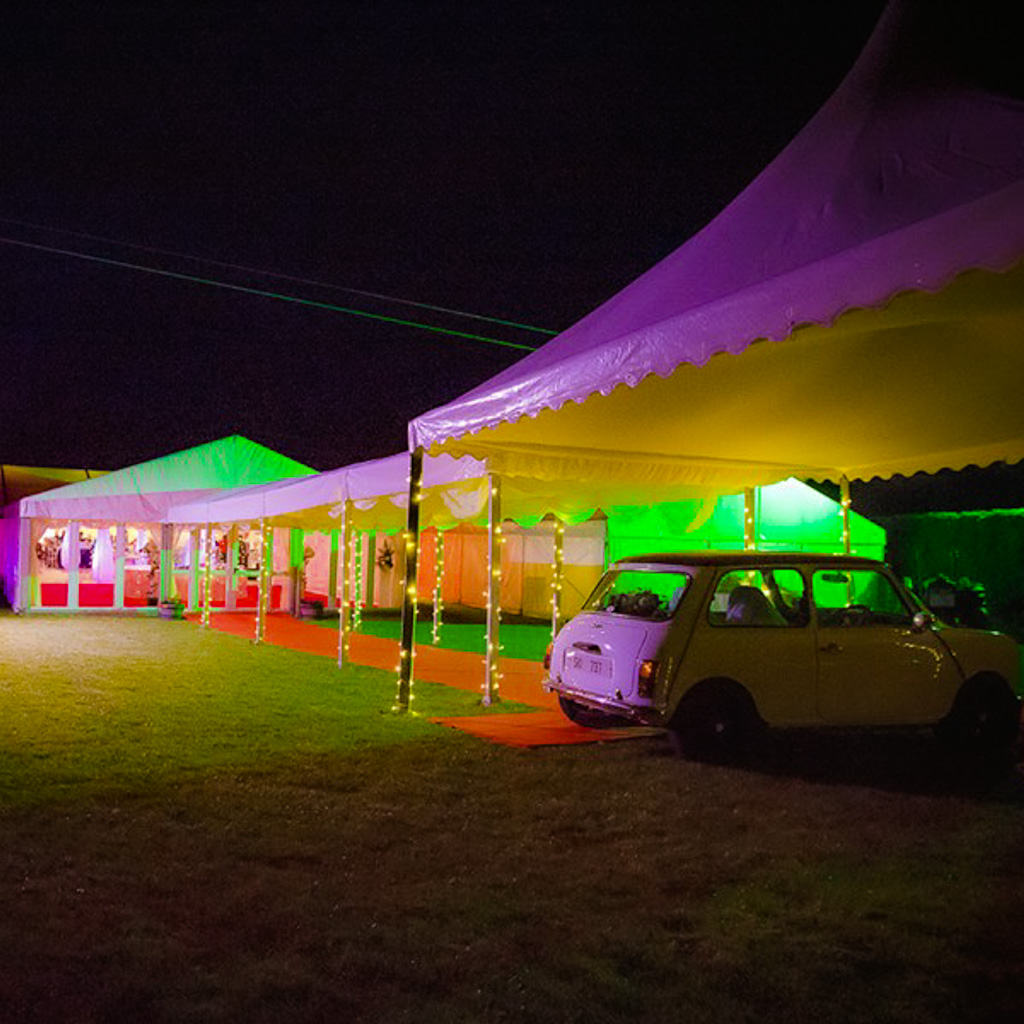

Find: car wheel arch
<box><xmin>668</xmin><ymin>676</ymin><xmax>762</xmax><ymax>726</ymax></box>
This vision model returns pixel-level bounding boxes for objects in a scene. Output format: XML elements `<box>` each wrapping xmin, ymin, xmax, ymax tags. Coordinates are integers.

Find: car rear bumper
<box><xmin>544</xmin><ymin>676</ymin><xmax>663</xmax><ymax>726</ymax></box>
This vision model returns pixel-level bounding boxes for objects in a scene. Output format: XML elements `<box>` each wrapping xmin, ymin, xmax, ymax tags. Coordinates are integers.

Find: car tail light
<box><xmin>543</xmin><ymin>643</ymin><xmax>553</xmax><ymax>671</ymax></box>
<box><xmin>637</xmin><ymin>659</ymin><xmax>658</xmax><ymax>698</ymax></box>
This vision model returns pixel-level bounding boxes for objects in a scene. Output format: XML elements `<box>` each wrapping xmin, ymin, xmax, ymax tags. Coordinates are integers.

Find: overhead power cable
<box><xmin>0</xmin><ymin>236</ymin><xmax>543</xmax><ymax>352</ymax></box>
<box><xmin>0</xmin><ymin>216</ymin><xmax>557</xmax><ymax>338</ymax></box>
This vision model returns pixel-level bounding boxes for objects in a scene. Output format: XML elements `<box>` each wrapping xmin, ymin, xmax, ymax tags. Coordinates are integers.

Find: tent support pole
<box><xmin>16</xmin><ymin>516</ymin><xmax>32</xmax><ymax>612</ymax></box>
<box><xmin>432</xmin><ymin>528</ymin><xmax>444</xmax><ymax>645</ymax></box>
<box><xmin>159</xmin><ymin>523</ymin><xmax>174</xmax><ymax>603</ymax></box>
<box><xmin>255</xmin><ymin>519</ymin><xmax>268</xmax><ymax>644</ymax></box>
<box><xmin>840</xmin><ymin>475</ymin><xmax>852</xmax><ymax>555</ymax></box>
<box><xmin>67</xmin><ymin>521</ymin><xmax>81</xmax><ymax>610</ymax></box>
<box><xmin>364</xmin><ymin>531</ymin><xmax>376</xmax><ymax>613</ymax></box>
<box><xmin>353</xmin><ymin>531</ymin><xmax>364</xmax><ymax>632</ymax></box>
<box><xmin>225</xmin><ymin>525</ymin><xmax>238</xmax><ymax>612</ymax></box>
<box><xmin>327</xmin><ymin>530</ymin><xmax>339</xmax><ymax>612</ymax></box>
<box><xmin>396</xmin><ymin>448</ymin><xmax>423</xmax><ymax>712</ymax></box>
<box><xmin>484</xmin><ymin>473</ymin><xmax>502</xmax><ymax>706</ymax></box>
<box><xmin>201</xmin><ymin>524</ymin><xmax>213</xmax><ymax>626</ymax></box>
<box><xmin>187</xmin><ymin>529</ymin><xmax>200</xmax><ymax>611</ymax></box>
<box><xmin>289</xmin><ymin>528</ymin><xmax>304</xmax><ymax>617</ymax></box>
<box><xmin>743</xmin><ymin>489</ymin><xmax>757</xmax><ymax>551</ymax></box>
<box><xmin>113</xmin><ymin>523</ymin><xmax>126</xmax><ymax>610</ymax></box>
<box><xmin>550</xmin><ymin>516</ymin><xmax>565</xmax><ymax>644</ymax></box>
<box><xmin>337</xmin><ymin>502</ymin><xmax>350</xmax><ymax>668</ymax></box>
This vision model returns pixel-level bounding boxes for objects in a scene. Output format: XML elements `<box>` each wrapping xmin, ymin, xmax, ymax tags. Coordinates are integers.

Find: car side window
<box><xmin>812</xmin><ymin>569</ymin><xmax>913</xmax><ymax>627</ymax></box>
<box><xmin>708</xmin><ymin>568</ymin><xmax>808</xmax><ymax>627</ymax></box>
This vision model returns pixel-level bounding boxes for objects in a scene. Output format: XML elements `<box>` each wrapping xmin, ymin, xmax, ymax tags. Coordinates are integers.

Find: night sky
<box><xmin>2</xmin><ymin>2</ymin><xmax>889</xmax><ymax>475</ymax></box>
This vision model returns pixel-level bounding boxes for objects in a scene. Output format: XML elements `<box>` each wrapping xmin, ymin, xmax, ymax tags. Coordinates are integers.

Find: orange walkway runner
<box><xmin>195</xmin><ymin>613</ymin><xmax>655</xmax><ymax>748</ymax></box>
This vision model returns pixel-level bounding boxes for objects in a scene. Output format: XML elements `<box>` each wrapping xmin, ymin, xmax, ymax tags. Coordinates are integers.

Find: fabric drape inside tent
<box><xmin>91</xmin><ymin>527</ymin><xmax>115</xmax><ymax>584</ymax></box>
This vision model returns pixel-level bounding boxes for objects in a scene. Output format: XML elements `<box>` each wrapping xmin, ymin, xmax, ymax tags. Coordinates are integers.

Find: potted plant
<box><xmin>158</xmin><ymin>596</ymin><xmax>186</xmax><ymax>620</ymax></box>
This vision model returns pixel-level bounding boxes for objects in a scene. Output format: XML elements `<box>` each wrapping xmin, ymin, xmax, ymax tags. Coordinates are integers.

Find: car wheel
<box><xmin>557</xmin><ymin>694</ymin><xmax>630</xmax><ymax>729</ymax></box>
<box><xmin>669</xmin><ymin>683</ymin><xmax>763</xmax><ymax>763</ymax></box>
<box><xmin>936</xmin><ymin>677</ymin><xmax>1021</xmax><ymax>769</ymax></box>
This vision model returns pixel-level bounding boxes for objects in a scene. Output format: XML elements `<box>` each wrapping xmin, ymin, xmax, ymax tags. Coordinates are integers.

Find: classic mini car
<box><xmin>544</xmin><ymin>552</ymin><xmax>1022</xmax><ymax>764</ymax></box>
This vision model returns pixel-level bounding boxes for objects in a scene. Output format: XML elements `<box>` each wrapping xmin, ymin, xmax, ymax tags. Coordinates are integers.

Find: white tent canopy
<box><xmin>408</xmin><ymin>1</ymin><xmax>1024</xmax><ymax>490</ymax></box>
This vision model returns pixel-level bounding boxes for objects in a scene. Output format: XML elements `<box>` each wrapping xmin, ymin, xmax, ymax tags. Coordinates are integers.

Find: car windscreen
<box><xmin>583</xmin><ymin>569</ymin><xmax>691</xmax><ymax>620</ymax></box>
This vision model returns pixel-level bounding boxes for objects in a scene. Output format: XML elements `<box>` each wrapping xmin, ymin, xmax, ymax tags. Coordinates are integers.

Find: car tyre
<box><xmin>668</xmin><ymin>682</ymin><xmax>763</xmax><ymax>763</ymax></box>
<box><xmin>935</xmin><ymin>676</ymin><xmax>1021</xmax><ymax>774</ymax></box>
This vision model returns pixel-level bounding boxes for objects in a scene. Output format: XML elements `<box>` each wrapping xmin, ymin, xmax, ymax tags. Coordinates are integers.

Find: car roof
<box><xmin>614</xmin><ymin>551</ymin><xmax>886</xmax><ymax>570</ymax></box>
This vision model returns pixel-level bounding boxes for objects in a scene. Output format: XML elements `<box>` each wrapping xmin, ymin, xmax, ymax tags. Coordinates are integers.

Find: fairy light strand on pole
<box><xmin>483</xmin><ymin>474</ymin><xmax>503</xmax><ymax>706</ymax></box>
<box><xmin>395</xmin><ymin>449</ymin><xmax>423</xmax><ymax>712</ymax></box>
<box><xmin>432</xmin><ymin>528</ymin><xmax>444</xmax><ymax>646</ymax></box>
<box><xmin>202</xmin><ymin>524</ymin><xmax>213</xmax><ymax>627</ymax></box>
<box><xmin>337</xmin><ymin>501</ymin><xmax>350</xmax><ymax>668</ymax></box>
<box><xmin>352</xmin><ymin>531</ymin><xmax>363</xmax><ymax>634</ymax></box>
<box><xmin>254</xmin><ymin>518</ymin><xmax>268</xmax><ymax>644</ymax></box>
<box><xmin>550</xmin><ymin>516</ymin><xmax>565</xmax><ymax>645</ymax></box>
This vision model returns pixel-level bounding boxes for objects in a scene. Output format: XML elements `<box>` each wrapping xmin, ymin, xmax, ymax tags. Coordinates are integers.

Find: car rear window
<box><xmin>583</xmin><ymin>569</ymin><xmax>691</xmax><ymax>620</ymax></box>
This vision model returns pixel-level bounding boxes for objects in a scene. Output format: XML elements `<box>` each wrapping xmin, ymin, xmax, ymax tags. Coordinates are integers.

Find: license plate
<box><xmin>568</xmin><ymin>650</ymin><xmax>612</xmax><ymax>680</ymax></box>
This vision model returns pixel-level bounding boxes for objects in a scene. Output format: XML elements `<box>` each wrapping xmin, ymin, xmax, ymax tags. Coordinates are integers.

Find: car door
<box><xmin>812</xmin><ymin>567</ymin><xmax>961</xmax><ymax>725</ymax></box>
<box><xmin>678</xmin><ymin>566</ymin><xmax>819</xmax><ymax>726</ymax></box>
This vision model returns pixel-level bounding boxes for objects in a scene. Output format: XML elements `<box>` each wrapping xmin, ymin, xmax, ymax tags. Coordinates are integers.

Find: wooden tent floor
<box><xmin>195</xmin><ymin>612</ymin><xmax>657</xmax><ymax>748</ymax></box>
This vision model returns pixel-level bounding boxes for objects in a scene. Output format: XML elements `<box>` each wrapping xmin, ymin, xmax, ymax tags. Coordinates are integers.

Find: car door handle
<box><xmin>819</xmin><ymin>642</ymin><xmax>843</xmax><ymax>654</ymax></box>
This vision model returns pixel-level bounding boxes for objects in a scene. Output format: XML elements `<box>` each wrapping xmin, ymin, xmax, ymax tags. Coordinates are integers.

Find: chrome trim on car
<box><xmin>544</xmin><ymin>676</ymin><xmax>662</xmax><ymax>725</ymax></box>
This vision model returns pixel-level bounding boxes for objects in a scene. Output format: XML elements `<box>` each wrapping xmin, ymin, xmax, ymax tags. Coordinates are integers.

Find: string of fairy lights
<box><xmin>550</xmin><ymin>518</ymin><xmax>565</xmax><ymax>634</ymax></box>
<box><xmin>431</xmin><ymin>529</ymin><xmax>444</xmax><ymax>645</ymax></box>
<box><xmin>352</xmin><ymin>534</ymin><xmax>364</xmax><ymax>634</ymax></box>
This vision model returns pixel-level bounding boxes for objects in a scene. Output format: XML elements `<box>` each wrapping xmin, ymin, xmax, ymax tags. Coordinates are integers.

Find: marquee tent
<box><xmin>398</xmin><ymin>0</ymin><xmax>1024</xmax><ymax>708</ymax></box>
<box><xmin>408</xmin><ymin>0</ymin><xmax>1024</xmax><ymax>491</ymax></box>
<box><xmin>7</xmin><ymin>436</ymin><xmax>314</xmax><ymax>612</ymax></box>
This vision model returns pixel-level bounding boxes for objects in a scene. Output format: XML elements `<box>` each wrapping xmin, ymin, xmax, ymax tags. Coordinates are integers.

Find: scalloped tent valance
<box><xmin>164</xmin><ymin>451</ymin><xmax>611</xmax><ymax>531</ymax></box>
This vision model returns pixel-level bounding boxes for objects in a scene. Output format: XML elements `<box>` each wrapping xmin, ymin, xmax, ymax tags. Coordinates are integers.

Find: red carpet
<box><xmin>194</xmin><ymin>612</ymin><xmax>656</xmax><ymax>748</ymax></box>
<box><xmin>428</xmin><ymin>710</ymin><xmax>659</xmax><ymax>748</ymax></box>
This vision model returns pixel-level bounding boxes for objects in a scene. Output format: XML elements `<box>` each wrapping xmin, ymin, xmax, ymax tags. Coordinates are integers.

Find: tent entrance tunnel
<box><xmin>148</xmin><ymin>460</ymin><xmax>882</xmax><ymax>707</ymax></box>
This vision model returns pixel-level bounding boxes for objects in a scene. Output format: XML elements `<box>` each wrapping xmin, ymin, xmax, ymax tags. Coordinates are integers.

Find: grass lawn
<box><xmin>2</xmin><ymin>613</ymin><xmax>1023</xmax><ymax>1023</ymax></box>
